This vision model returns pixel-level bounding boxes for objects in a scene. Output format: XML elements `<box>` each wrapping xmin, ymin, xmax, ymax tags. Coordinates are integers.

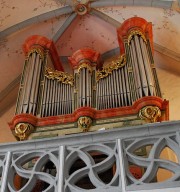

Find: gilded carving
<box><xmin>78</xmin><ymin>116</ymin><xmax>92</xmax><ymax>132</ymax></box>
<box><xmin>128</xmin><ymin>30</ymin><xmax>147</xmax><ymax>46</ymax></box>
<box><xmin>139</xmin><ymin>106</ymin><xmax>161</xmax><ymax>123</ymax></box>
<box><xmin>96</xmin><ymin>54</ymin><xmax>126</xmax><ymax>82</ymax></box>
<box><xmin>27</xmin><ymin>48</ymin><xmax>44</xmax><ymax>59</ymax></box>
<box><xmin>45</xmin><ymin>67</ymin><xmax>74</xmax><ymax>86</ymax></box>
<box><xmin>14</xmin><ymin>123</ymin><xmax>34</xmax><ymax>141</ymax></box>
<box><xmin>78</xmin><ymin>62</ymin><xmax>93</xmax><ymax>74</ymax></box>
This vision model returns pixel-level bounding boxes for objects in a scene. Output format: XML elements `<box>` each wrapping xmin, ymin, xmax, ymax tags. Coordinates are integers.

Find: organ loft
<box><xmin>9</xmin><ymin>17</ymin><xmax>169</xmax><ymax>141</ymax></box>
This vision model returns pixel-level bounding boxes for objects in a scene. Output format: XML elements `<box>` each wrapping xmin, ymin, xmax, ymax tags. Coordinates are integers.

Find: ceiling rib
<box><xmin>91</xmin><ymin>0</ymin><xmax>173</xmax><ymax>8</ymax></box>
<box><xmin>0</xmin><ymin>6</ymin><xmax>73</xmax><ymax>40</ymax></box>
<box><xmin>53</xmin><ymin>12</ymin><xmax>77</xmax><ymax>42</ymax></box>
<box><xmin>90</xmin><ymin>8</ymin><xmax>121</xmax><ymax>27</ymax></box>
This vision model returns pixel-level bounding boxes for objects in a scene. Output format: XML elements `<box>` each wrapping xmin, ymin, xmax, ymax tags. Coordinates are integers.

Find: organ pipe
<box><xmin>40</xmin><ymin>68</ymin><xmax>74</xmax><ymax>117</ymax></box>
<box><xmin>16</xmin><ymin>48</ymin><xmax>45</xmax><ymax>115</ymax></box>
<box><xmin>75</xmin><ymin>63</ymin><xmax>94</xmax><ymax>109</ymax></box>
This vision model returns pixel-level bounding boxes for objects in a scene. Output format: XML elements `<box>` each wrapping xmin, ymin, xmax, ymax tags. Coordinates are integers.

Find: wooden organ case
<box><xmin>9</xmin><ymin>17</ymin><xmax>169</xmax><ymax>140</ymax></box>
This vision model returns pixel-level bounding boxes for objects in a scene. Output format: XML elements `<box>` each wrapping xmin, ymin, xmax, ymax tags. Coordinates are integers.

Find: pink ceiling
<box><xmin>56</xmin><ymin>14</ymin><xmax>119</xmax><ymax>56</ymax></box>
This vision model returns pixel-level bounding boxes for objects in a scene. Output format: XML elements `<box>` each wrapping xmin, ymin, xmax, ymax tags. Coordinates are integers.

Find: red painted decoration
<box><xmin>68</xmin><ymin>48</ymin><xmax>100</xmax><ymax>69</ymax></box>
<box><xmin>23</xmin><ymin>35</ymin><xmax>64</xmax><ymax>71</ymax></box>
<box><xmin>9</xmin><ymin>97</ymin><xmax>169</xmax><ymax>130</ymax></box>
<box><xmin>117</xmin><ymin>17</ymin><xmax>153</xmax><ymax>55</ymax></box>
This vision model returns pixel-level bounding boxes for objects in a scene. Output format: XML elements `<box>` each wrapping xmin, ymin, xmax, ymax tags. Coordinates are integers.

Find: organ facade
<box><xmin>9</xmin><ymin>17</ymin><xmax>169</xmax><ymax>141</ymax></box>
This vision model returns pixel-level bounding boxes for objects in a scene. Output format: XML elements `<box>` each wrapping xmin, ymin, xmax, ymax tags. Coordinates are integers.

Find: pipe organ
<box><xmin>11</xmin><ymin>17</ymin><xmax>169</xmax><ymax>140</ymax></box>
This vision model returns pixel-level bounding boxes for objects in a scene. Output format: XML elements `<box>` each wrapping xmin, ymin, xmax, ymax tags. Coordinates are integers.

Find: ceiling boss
<box><xmin>73</xmin><ymin>0</ymin><xmax>91</xmax><ymax>15</ymax></box>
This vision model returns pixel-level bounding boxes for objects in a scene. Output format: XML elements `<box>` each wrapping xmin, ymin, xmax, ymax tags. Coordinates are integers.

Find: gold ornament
<box><xmin>45</xmin><ymin>67</ymin><xmax>74</xmax><ymax>86</ymax></box>
<box><xmin>128</xmin><ymin>30</ymin><xmax>147</xmax><ymax>46</ymax></box>
<box><xmin>14</xmin><ymin>123</ymin><xmax>35</xmax><ymax>141</ymax></box>
<box><xmin>78</xmin><ymin>116</ymin><xmax>92</xmax><ymax>132</ymax></box>
<box><xmin>96</xmin><ymin>54</ymin><xmax>126</xmax><ymax>82</ymax></box>
<box><xmin>27</xmin><ymin>48</ymin><xmax>44</xmax><ymax>59</ymax></box>
<box><xmin>78</xmin><ymin>62</ymin><xmax>93</xmax><ymax>74</ymax></box>
<box><xmin>139</xmin><ymin>106</ymin><xmax>161</xmax><ymax>123</ymax></box>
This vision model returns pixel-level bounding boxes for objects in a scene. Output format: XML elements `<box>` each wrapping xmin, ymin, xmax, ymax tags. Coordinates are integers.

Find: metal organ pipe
<box><xmin>131</xmin><ymin>40</ymin><xmax>143</xmax><ymax>98</ymax></box>
<box><xmin>77</xmin><ymin>66</ymin><xmax>93</xmax><ymax>108</ymax></box>
<box><xmin>139</xmin><ymin>37</ymin><xmax>155</xmax><ymax>96</ymax></box>
<box><xmin>16</xmin><ymin>50</ymin><xmax>45</xmax><ymax>116</ymax></box>
<box><xmin>125</xmin><ymin>42</ymin><xmax>138</xmax><ymax>103</ymax></box>
<box><xmin>40</xmin><ymin>76</ymin><xmax>73</xmax><ymax>117</ymax></box>
<box><xmin>134</xmin><ymin>35</ymin><xmax>149</xmax><ymax>96</ymax></box>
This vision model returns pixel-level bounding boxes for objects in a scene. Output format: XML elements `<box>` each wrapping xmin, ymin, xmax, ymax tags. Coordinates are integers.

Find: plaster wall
<box><xmin>0</xmin><ymin>103</ymin><xmax>16</xmax><ymax>143</ymax></box>
<box><xmin>157</xmin><ymin>68</ymin><xmax>180</xmax><ymax>121</ymax></box>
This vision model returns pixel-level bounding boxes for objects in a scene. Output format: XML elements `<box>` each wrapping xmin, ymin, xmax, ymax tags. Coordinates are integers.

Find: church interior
<box><xmin>0</xmin><ymin>0</ymin><xmax>180</xmax><ymax>191</ymax></box>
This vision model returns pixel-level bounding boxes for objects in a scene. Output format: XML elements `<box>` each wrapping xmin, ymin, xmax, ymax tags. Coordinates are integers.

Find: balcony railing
<box><xmin>1</xmin><ymin>120</ymin><xmax>180</xmax><ymax>192</ymax></box>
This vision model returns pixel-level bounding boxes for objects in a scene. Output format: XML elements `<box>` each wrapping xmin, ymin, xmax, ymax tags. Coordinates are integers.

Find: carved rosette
<box><xmin>78</xmin><ymin>116</ymin><xmax>92</xmax><ymax>132</ymax></box>
<box><xmin>14</xmin><ymin>123</ymin><xmax>35</xmax><ymax>141</ymax></box>
<box><xmin>139</xmin><ymin>106</ymin><xmax>161</xmax><ymax>123</ymax></box>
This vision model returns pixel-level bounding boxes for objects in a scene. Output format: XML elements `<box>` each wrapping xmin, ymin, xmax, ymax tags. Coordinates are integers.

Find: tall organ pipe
<box><xmin>16</xmin><ymin>50</ymin><xmax>46</xmax><ymax>116</ymax></box>
<box><xmin>139</xmin><ymin>37</ymin><xmax>155</xmax><ymax>96</ymax></box>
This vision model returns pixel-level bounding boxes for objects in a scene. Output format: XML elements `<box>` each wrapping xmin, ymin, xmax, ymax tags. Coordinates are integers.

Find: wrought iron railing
<box><xmin>1</xmin><ymin>121</ymin><xmax>180</xmax><ymax>191</ymax></box>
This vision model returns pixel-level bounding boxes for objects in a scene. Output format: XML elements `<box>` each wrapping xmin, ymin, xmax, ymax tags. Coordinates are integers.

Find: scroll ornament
<box><xmin>27</xmin><ymin>48</ymin><xmax>44</xmax><ymax>59</ymax></box>
<box><xmin>139</xmin><ymin>106</ymin><xmax>161</xmax><ymax>123</ymax></box>
<box><xmin>78</xmin><ymin>116</ymin><xmax>92</xmax><ymax>132</ymax></box>
<box><xmin>14</xmin><ymin>123</ymin><xmax>35</xmax><ymax>141</ymax></box>
<box><xmin>96</xmin><ymin>54</ymin><xmax>126</xmax><ymax>82</ymax></box>
<box><xmin>78</xmin><ymin>62</ymin><xmax>93</xmax><ymax>74</ymax></box>
<box><xmin>45</xmin><ymin>67</ymin><xmax>74</xmax><ymax>86</ymax></box>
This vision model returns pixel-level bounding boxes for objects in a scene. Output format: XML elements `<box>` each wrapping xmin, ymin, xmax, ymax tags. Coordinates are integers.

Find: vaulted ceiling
<box><xmin>0</xmin><ymin>0</ymin><xmax>180</xmax><ymax>114</ymax></box>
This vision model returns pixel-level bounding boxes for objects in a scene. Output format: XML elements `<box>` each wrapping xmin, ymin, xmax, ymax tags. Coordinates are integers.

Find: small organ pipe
<box><xmin>54</xmin><ymin>81</ymin><xmax>58</xmax><ymax>116</ymax></box>
<box><xmin>89</xmin><ymin>72</ymin><xmax>92</xmax><ymax>107</ymax></box>
<box><xmin>82</xmin><ymin>68</ymin><xmax>86</xmax><ymax>107</ymax></box>
<box><xmin>112</xmin><ymin>71</ymin><xmax>118</xmax><ymax>107</ymax></box>
<box><xmin>115</xmin><ymin>70</ymin><xmax>121</xmax><ymax>107</ymax></box>
<box><xmin>41</xmin><ymin>78</ymin><xmax>47</xmax><ymax>117</ymax></box>
<box><xmin>79</xmin><ymin>70</ymin><xmax>82</xmax><ymax>107</ymax></box>
<box><xmin>118</xmin><ymin>68</ymin><xmax>124</xmax><ymax>106</ymax></box>
<box><xmin>124</xmin><ymin>64</ymin><xmax>131</xmax><ymax>105</ymax></box>
<box><xmin>109</xmin><ymin>75</ymin><xmax>113</xmax><ymax>108</ymax></box>
<box><xmin>58</xmin><ymin>82</ymin><xmax>62</xmax><ymax>115</ymax></box>
<box><xmin>85</xmin><ymin>69</ymin><xmax>90</xmax><ymax>106</ymax></box>
<box><xmin>51</xmin><ymin>80</ymin><xmax>56</xmax><ymax>116</ymax></box>
<box><xmin>121</xmin><ymin>67</ymin><xmax>127</xmax><ymax>106</ymax></box>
